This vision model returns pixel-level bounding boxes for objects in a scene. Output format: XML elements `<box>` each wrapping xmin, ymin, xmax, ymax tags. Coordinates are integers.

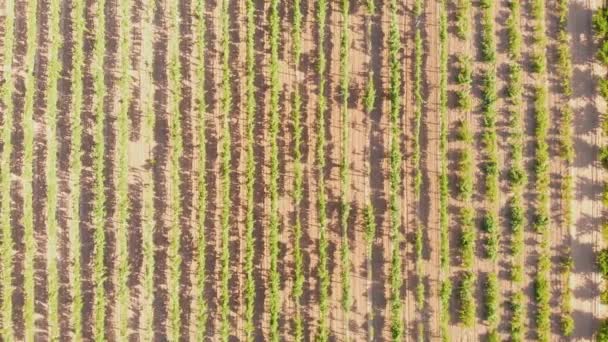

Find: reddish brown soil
<box><xmin>0</xmin><ymin>0</ymin><xmax>604</xmax><ymax>340</ymax></box>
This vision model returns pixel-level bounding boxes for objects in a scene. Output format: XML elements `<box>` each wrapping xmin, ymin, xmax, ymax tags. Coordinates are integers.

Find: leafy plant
<box><xmin>459</xmin><ymin>271</ymin><xmax>476</xmax><ymax>327</ymax></box>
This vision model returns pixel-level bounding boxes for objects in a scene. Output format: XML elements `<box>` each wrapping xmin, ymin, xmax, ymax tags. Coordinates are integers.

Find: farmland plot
<box><xmin>0</xmin><ymin>0</ymin><xmax>605</xmax><ymax>340</ymax></box>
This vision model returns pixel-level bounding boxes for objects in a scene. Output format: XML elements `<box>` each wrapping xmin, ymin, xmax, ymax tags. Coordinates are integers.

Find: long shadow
<box><xmin>74</xmin><ymin>0</ymin><xmax>99</xmax><ymax>338</ymax></box>
<box><xmin>32</xmin><ymin>0</ymin><xmax>53</xmax><ymax>337</ymax></box>
<box><xmin>250</xmin><ymin>0</ymin><xmax>267</xmax><ymax>340</ymax></box>
<box><xmin>296</xmin><ymin>0</ymin><xmax>316</xmax><ymax>338</ymax></box>
<box><xmin>177</xmin><ymin>0</ymin><xmax>195</xmax><ymax>339</ymax></box>
<box><xmin>102</xmin><ymin>0</ymin><xmax>122</xmax><ymax>338</ymax></box>
<box><xmin>363</xmin><ymin>0</ymin><xmax>387</xmax><ymax>339</ymax></box>
<box><xmin>201</xmin><ymin>0</ymin><xmax>219</xmax><ymax>338</ymax></box>
<box><xmin>151</xmin><ymin>0</ymin><xmax>170</xmax><ymax>339</ymax></box>
<box><xmin>56</xmin><ymin>0</ymin><xmax>77</xmax><ymax>337</ymax></box>
<box><xmin>225</xmin><ymin>0</ymin><xmax>242</xmax><ymax>339</ymax></box>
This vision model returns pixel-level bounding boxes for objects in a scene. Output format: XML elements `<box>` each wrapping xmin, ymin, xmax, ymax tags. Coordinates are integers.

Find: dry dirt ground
<box><xmin>0</xmin><ymin>0</ymin><xmax>605</xmax><ymax>340</ymax></box>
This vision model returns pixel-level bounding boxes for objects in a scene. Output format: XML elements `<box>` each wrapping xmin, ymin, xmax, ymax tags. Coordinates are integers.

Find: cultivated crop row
<box><xmin>556</xmin><ymin>0</ymin><xmax>574</xmax><ymax>335</ymax></box>
<box><xmin>167</xmin><ymin>0</ymin><xmax>184</xmax><ymax>338</ymax></box>
<box><xmin>454</xmin><ymin>0</ymin><xmax>476</xmax><ymax>325</ymax></box>
<box><xmin>0</xmin><ymin>0</ymin><xmax>15</xmax><ymax>338</ymax></box>
<box><xmin>219</xmin><ymin>0</ymin><xmax>233</xmax><ymax>337</ymax></box>
<box><xmin>478</xmin><ymin>0</ymin><xmax>500</xmax><ymax>338</ymax></box>
<box><xmin>316</xmin><ymin>0</ymin><xmax>330</xmax><ymax>338</ymax></box>
<box><xmin>291</xmin><ymin>0</ymin><xmax>304</xmax><ymax>338</ymax></box>
<box><xmin>45</xmin><ymin>0</ymin><xmax>63</xmax><ymax>338</ymax></box>
<box><xmin>69</xmin><ymin>0</ymin><xmax>86</xmax><ymax>338</ymax></box>
<box><xmin>339</xmin><ymin>0</ymin><xmax>353</xmax><ymax>337</ymax></box>
<box><xmin>243</xmin><ymin>0</ymin><xmax>256</xmax><ymax>339</ymax></box>
<box><xmin>505</xmin><ymin>0</ymin><xmax>527</xmax><ymax>339</ymax></box>
<box><xmin>530</xmin><ymin>0</ymin><xmax>551</xmax><ymax>338</ymax></box>
<box><xmin>268</xmin><ymin>0</ymin><xmax>281</xmax><ymax>339</ymax></box>
<box><xmin>388</xmin><ymin>0</ymin><xmax>404</xmax><ymax>338</ymax></box>
<box><xmin>412</xmin><ymin>0</ymin><xmax>425</xmax><ymax>338</ymax></box>
<box><xmin>91</xmin><ymin>0</ymin><xmax>109</xmax><ymax>338</ymax></box>
<box><xmin>22</xmin><ymin>0</ymin><xmax>39</xmax><ymax>338</ymax></box>
<box><xmin>479</xmin><ymin>0</ymin><xmax>499</xmax><ymax>262</ymax></box>
<box><xmin>115</xmin><ymin>0</ymin><xmax>132</xmax><ymax>337</ymax></box>
<box><xmin>438</xmin><ymin>0</ymin><xmax>451</xmax><ymax>339</ymax></box>
<box><xmin>363</xmin><ymin>1</ymin><xmax>377</xmax><ymax>339</ymax></box>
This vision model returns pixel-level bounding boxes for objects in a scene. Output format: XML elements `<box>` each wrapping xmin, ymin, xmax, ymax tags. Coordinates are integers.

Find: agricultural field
<box><xmin>0</xmin><ymin>0</ymin><xmax>607</xmax><ymax>340</ymax></box>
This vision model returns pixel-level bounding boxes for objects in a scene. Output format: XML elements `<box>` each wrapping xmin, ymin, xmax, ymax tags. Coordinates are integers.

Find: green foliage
<box><xmin>291</xmin><ymin>0</ymin><xmax>304</xmax><ymax>339</ymax></box>
<box><xmin>167</xmin><ymin>0</ymin><xmax>184</xmax><ymax>338</ymax></box>
<box><xmin>594</xmin><ymin>7</ymin><xmax>608</xmax><ymax>39</ymax></box>
<box><xmin>0</xmin><ymin>0</ymin><xmax>16</xmax><ymax>338</ymax></box>
<box><xmin>268</xmin><ymin>0</ymin><xmax>281</xmax><ymax>339</ymax></box>
<box><xmin>479</xmin><ymin>0</ymin><xmax>496</xmax><ymax>62</ymax></box>
<box><xmin>459</xmin><ymin>271</ymin><xmax>476</xmax><ymax>327</ymax></box>
<box><xmin>91</xmin><ymin>0</ymin><xmax>108</xmax><ymax>338</ymax></box>
<box><xmin>456</xmin><ymin>0</ymin><xmax>471</xmax><ymax>40</ymax></box>
<box><xmin>460</xmin><ymin>207</ymin><xmax>475</xmax><ymax>268</ymax></box>
<box><xmin>510</xmin><ymin>292</ymin><xmax>526</xmax><ymax>341</ymax></box>
<box><xmin>440</xmin><ymin>280</ymin><xmax>452</xmax><ymax>341</ymax></box>
<box><xmin>388</xmin><ymin>0</ymin><xmax>404</xmax><ymax>339</ymax></box>
<box><xmin>316</xmin><ymin>0</ymin><xmax>330</xmax><ymax>339</ymax></box>
<box><xmin>243</xmin><ymin>0</ymin><xmax>256</xmax><ymax>338</ymax></box>
<box><xmin>598</xmin><ymin>249</ymin><xmax>608</xmax><ymax>277</ymax></box>
<box><xmin>219</xmin><ymin>0</ymin><xmax>233</xmax><ymax>338</ymax></box>
<box><xmin>598</xmin><ymin>319</ymin><xmax>608</xmax><ymax>341</ymax></box>
<box><xmin>484</xmin><ymin>274</ymin><xmax>499</xmax><ymax>325</ymax></box>
<box><xmin>506</xmin><ymin>0</ymin><xmax>522</xmax><ymax>59</ymax></box>
<box><xmin>115</xmin><ymin>0</ymin><xmax>132</xmax><ymax>338</ymax></box>
<box><xmin>482</xmin><ymin>213</ymin><xmax>498</xmax><ymax>260</ymax></box>
<box><xmin>339</xmin><ymin>0</ymin><xmax>353</xmax><ymax>327</ymax></box>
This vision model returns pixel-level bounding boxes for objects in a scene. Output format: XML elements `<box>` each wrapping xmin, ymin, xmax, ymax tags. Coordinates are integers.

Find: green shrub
<box><xmin>459</xmin><ymin>271</ymin><xmax>476</xmax><ymax>327</ymax></box>
<box><xmin>598</xmin><ymin>249</ymin><xmax>608</xmax><ymax>277</ymax></box>
<box><xmin>598</xmin><ymin>319</ymin><xmax>608</xmax><ymax>341</ymax></box>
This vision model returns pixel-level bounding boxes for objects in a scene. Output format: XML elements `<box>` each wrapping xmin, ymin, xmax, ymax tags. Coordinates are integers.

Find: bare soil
<box><xmin>0</xmin><ymin>0</ymin><xmax>604</xmax><ymax>340</ymax></box>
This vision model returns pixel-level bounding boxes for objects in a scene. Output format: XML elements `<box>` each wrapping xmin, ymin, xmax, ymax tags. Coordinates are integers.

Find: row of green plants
<box><xmin>412</xmin><ymin>0</ymin><xmax>426</xmax><ymax>338</ymax></box>
<box><xmin>594</xmin><ymin>6</ymin><xmax>608</xmax><ymax>341</ymax></box>
<box><xmin>139</xmin><ymin>2</ymin><xmax>156</xmax><ymax>339</ymax></box>
<box><xmin>69</xmin><ymin>0</ymin><xmax>86</xmax><ymax>338</ymax></box>
<box><xmin>92</xmin><ymin>0</ymin><xmax>108</xmax><ymax>338</ymax></box>
<box><xmin>167</xmin><ymin>0</ymin><xmax>184</xmax><ymax>338</ymax></box>
<box><xmin>388</xmin><ymin>0</ymin><xmax>404</xmax><ymax>338</ymax></box>
<box><xmin>219</xmin><ymin>0</ymin><xmax>233</xmax><ymax>338</ymax></box>
<box><xmin>438</xmin><ymin>0</ymin><xmax>451</xmax><ymax>339</ymax></box>
<box><xmin>0</xmin><ymin>0</ymin><xmax>15</xmax><ymax>338</ymax></box>
<box><xmin>454</xmin><ymin>0</ymin><xmax>476</xmax><ymax>326</ymax></box>
<box><xmin>555</xmin><ymin>0</ymin><xmax>574</xmax><ymax>335</ymax></box>
<box><xmin>115</xmin><ymin>0</ymin><xmax>132</xmax><ymax>338</ymax></box>
<box><xmin>363</xmin><ymin>2</ymin><xmax>377</xmax><ymax>339</ymax></box>
<box><xmin>22</xmin><ymin>0</ymin><xmax>39</xmax><ymax>338</ymax></box>
<box><xmin>291</xmin><ymin>0</ymin><xmax>304</xmax><ymax>339</ymax></box>
<box><xmin>316</xmin><ymin>0</ymin><xmax>330</xmax><ymax>338</ymax></box>
<box><xmin>505</xmin><ymin>0</ymin><xmax>527</xmax><ymax>340</ymax></box>
<box><xmin>479</xmin><ymin>0</ymin><xmax>499</xmax><ymax>262</ymax></box>
<box><xmin>531</xmin><ymin>0</ymin><xmax>551</xmax><ymax>327</ymax></box>
<box><xmin>243</xmin><ymin>0</ymin><xmax>256</xmax><ymax>339</ymax></box>
<box><xmin>484</xmin><ymin>273</ymin><xmax>499</xmax><ymax>341</ymax></box>
<box><xmin>339</xmin><ymin>0</ymin><xmax>353</xmax><ymax>337</ymax></box>
<box><xmin>268</xmin><ymin>0</ymin><xmax>281</xmax><ymax>339</ymax></box>
<box><xmin>45</xmin><ymin>0</ymin><xmax>62</xmax><ymax>338</ymax></box>
<box><xmin>530</xmin><ymin>0</ymin><xmax>551</xmax><ymax>339</ymax></box>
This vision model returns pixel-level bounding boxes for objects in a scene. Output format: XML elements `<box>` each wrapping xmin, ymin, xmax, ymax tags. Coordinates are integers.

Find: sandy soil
<box><xmin>0</xmin><ymin>0</ymin><xmax>605</xmax><ymax>340</ymax></box>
